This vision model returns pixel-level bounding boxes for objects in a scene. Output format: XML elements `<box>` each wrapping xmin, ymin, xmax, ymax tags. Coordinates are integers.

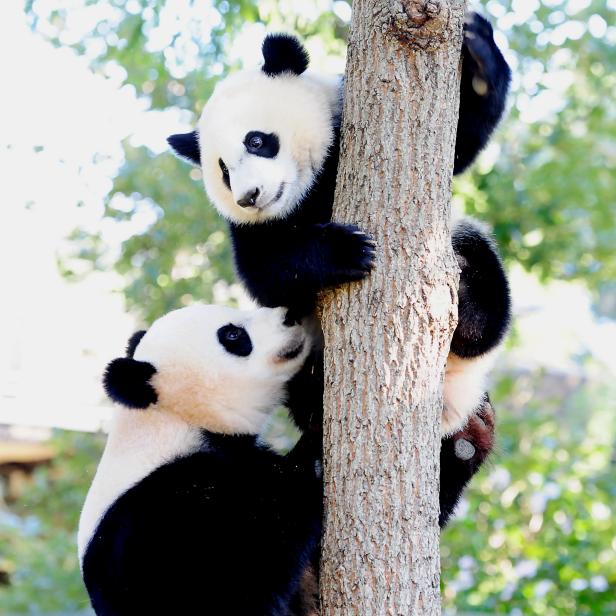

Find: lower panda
<box><xmin>78</xmin><ymin>304</ymin><xmax>321</xmax><ymax>616</ymax></box>
<box><xmin>79</xmin><ymin>304</ymin><xmax>497</xmax><ymax>615</ymax></box>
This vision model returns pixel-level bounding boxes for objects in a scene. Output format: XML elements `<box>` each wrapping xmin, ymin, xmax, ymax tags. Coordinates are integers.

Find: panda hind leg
<box><xmin>440</xmin><ymin>396</ymin><xmax>495</xmax><ymax>527</ymax></box>
<box><xmin>451</xmin><ymin>217</ymin><xmax>511</xmax><ymax>359</ymax></box>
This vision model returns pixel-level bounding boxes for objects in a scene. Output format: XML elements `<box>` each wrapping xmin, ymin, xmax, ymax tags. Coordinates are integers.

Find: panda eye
<box><xmin>217</xmin><ymin>324</ymin><xmax>252</xmax><ymax>357</ymax></box>
<box><xmin>225</xmin><ymin>327</ymin><xmax>241</xmax><ymax>341</ymax></box>
<box><xmin>249</xmin><ymin>135</ymin><xmax>263</xmax><ymax>149</ymax></box>
<box><xmin>218</xmin><ymin>158</ymin><xmax>231</xmax><ymax>190</ymax></box>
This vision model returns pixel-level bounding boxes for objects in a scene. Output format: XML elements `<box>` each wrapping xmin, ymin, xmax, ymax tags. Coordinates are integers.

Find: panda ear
<box><xmin>262</xmin><ymin>34</ymin><xmax>309</xmax><ymax>77</ymax></box>
<box><xmin>167</xmin><ymin>131</ymin><xmax>201</xmax><ymax>166</ymax></box>
<box><xmin>103</xmin><ymin>357</ymin><xmax>158</xmax><ymax>410</ymax></box>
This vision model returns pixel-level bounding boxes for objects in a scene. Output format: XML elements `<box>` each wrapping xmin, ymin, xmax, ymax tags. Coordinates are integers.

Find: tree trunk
<box><xmin>320</xmin><ymin>1</ymin><xmax>465</xmax><ymax>614</ymax></box>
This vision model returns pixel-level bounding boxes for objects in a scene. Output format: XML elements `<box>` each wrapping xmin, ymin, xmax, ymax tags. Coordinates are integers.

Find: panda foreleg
<box><xmin>440</xmin><ymin>397</ymin><xmax>495</xmax><ymax>527</ymax></box>
<box><xmin>231</xmin><ymin>221</ymin><xmax>375</xmax><ymax>317</ymax></box>
<box><xmin>454</xmin><ymin>12</ymin><xmax>511</xmax><ymax>175</ymax></box>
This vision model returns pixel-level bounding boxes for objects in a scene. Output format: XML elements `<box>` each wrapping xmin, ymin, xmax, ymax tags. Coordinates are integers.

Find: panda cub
<box><xmin>78</xmin><ymin>304</ymin><xmax>322</xmax><ymax>616</ymax></box>
<box><xmin>168</xmin><ymin>15</ymin><xmax>511</xmax><ymax>441</ymax></box>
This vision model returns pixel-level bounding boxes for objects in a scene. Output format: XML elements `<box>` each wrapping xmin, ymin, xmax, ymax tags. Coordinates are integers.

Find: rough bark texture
<box><xmin>320</xmin><ymin>1</ymin><xmax>465</xmax><ymax>614</ymax></box>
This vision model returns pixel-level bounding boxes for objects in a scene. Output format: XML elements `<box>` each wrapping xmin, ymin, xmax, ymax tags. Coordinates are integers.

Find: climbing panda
<box><xmin>78</xmin><ymin>304</ymin><xmax>322</xmax><ymax>616</ymax></box>
<box><xmin>168</xmin><ymin>15</ymin><xmax>511</xmax><ymax>442</ymax></box>
<box><xmin>78</xmin><ymin>304</ymin><xmax>498</xmax><ymax>615</ymax></box>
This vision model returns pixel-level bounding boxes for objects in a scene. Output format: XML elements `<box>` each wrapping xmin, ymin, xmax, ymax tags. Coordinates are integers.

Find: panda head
<box><xmin>103</xmin><ymin>304</ymin><xmax>309</xmax><ymax>434</ymax></box>
<box><xmin>168</xmin><ymin>33</ymin><xmax>342</xmax><ymax>225</ymax></box>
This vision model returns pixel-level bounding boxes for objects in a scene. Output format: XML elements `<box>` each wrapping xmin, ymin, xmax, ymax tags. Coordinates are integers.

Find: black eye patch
<box><xmin>219</xmin><ymin>158</ymin><xmax>231</xmax><ymax>190</ymax></box>
<box><xmin>244</xmin><ymin>131</ymin><xmax>280</xmax><ymax>158</ymax></box>
<box><xmin>217</xmin><ymin>324</ymin><xmax>253</xmax><ymax>357</ymax></box>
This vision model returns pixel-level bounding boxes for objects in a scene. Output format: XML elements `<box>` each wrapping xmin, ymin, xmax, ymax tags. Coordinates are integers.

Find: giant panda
<box><xmin>78</xmin><ymin>304</ymin><xmax>322</xmax><ymax>616</ymax></box>
<box><xmin>167</xmin><ymin>15</ymin><xmax>511</xmax><ymax>512</ymax></box>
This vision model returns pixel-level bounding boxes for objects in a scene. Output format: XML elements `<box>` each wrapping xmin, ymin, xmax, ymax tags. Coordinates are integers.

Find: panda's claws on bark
<box><xmin>319</xmin><ymin>222</ymin><xmax>376</xmax><ymax>284</ymax></box>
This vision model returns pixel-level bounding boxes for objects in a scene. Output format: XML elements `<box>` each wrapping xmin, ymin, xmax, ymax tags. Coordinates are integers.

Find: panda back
<box><xmin>82</xmin><ymin>442</ymin><xmax>321</xmax><ymax>615</ymax></box>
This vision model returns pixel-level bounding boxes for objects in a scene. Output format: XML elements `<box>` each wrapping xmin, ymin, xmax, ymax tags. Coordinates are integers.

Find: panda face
<box><xmin>197</xmin><ymin>69</ymin><xmax>341</xmax><ymax>225</ymax></box>
<box><xmin>121</xmin><ymin>304</ymin><xmax>310</xmax><ymax>434</ymax></box>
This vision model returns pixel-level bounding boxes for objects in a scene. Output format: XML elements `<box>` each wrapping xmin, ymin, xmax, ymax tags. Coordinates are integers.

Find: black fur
<box><xmin>82</xmin><ymin>432</ymin><xmax>322</xmax><ymax>616</ymax></box>
<box><xmin>451</xmin><ymin>219</ymin><xmax>511</xmax><ymax>358</ymax></box>
<box><xmin>454</xmin><ymin>13</ymin><xmax>511</xmax><ymax>174</ymax></box>
<box><xmin>167</xmin><ymin>130</ymin><xmax>200</xmax><ymax>166</ymax></box>
<box><xmin>103</xmin><ymin>357</ymin><xmax>158</xmax><ymax>410</ymax></box>
<box><xmin>262</xmin><ymin>34</ymin><xmax>310</xmax><ymax>77</ymax></box>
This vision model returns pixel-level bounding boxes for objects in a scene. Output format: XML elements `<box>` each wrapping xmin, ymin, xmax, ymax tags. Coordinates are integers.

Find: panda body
<box><xmin>79</xmin><ymin>305</ymin><xmax>321</xmax><ymax>616</ymax></box>
<box><xmin>83</xmin><ymin>434</ymin><xmax>321</xmax><ymax>616</ymax></box>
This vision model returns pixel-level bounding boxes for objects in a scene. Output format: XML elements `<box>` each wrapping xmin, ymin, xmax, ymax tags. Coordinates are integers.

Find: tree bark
<box><xmin>320</xmin><ymin>1</ymin><xmax>465</xmax><ymax>614</ymax></box>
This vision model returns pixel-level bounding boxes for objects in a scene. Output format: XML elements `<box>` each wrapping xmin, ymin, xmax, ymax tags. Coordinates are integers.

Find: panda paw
<box><xmin>463</xmin><ymin>12</ymin><xmax>502</xmax><ymax>93</ymax></box>
<box><xmin>319</xmin><ymin>223</ymin><xmax>376</xmax><ymax>286</ymax></box>
<box><xmin>451</xmin><ymin>398</ymin><xmax>495</xmax><ymax>465</ymax></box>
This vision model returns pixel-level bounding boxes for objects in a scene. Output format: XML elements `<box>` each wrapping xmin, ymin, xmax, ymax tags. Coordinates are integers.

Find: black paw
<box><xmin>463</xmin><ymin>12</ymin><xmax>502</xmax><ymax>91</ymax></box>
<box><xmin>320</xmin><ymin>223</ymin><xmax>376</xmax><ymax>286</ymax></box>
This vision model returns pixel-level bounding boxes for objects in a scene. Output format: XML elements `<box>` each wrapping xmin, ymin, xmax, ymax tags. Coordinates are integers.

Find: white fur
<box><xmin>198</xmin><ymin>70</ymin><xmax>342</xmax><ymax>224</ymax></box>
<box><xmin>442</xmin><ymin>349</ymin><xmax>497</xmax><ymax>435</ymax></box>
<box><xmin>79</xmin><ymin>304</ymin><xmax>310</xmax><ymax>562</ymax></box>
<box><xmin>78</xmin><ymin>411</ymin><xmax>201</xmax><ymax>562</ymax></box>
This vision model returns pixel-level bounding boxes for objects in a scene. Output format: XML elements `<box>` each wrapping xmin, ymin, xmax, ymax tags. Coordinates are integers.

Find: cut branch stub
<box><xmin>383</xmin><ymin>0</ymin><xmax>459</xmax><ymax>50</ymax></box>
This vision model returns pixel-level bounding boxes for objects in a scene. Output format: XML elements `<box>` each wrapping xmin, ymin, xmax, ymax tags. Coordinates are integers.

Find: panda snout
<box><xmin>237</xmin><ymin>188</ymin><xmax>261</xmax><ymax>208</ymax></box>
<box><xmin>275</xmin><ymin>334</ymin><xmax>306</xmax><ymax>363</ymax></box>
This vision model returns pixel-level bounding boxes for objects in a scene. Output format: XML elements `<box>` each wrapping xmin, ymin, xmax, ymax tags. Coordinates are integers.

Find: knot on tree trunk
<box><xmin>386</xmin><ymin>0</ymin><xmax>459</xmax><ymax>51</ymax></box>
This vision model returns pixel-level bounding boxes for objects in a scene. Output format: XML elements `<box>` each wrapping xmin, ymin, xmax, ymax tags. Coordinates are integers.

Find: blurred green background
<box><xmin>1</xmin><ymin>0</ymin><xmax>615</xmax><ymax>614</ymax></box>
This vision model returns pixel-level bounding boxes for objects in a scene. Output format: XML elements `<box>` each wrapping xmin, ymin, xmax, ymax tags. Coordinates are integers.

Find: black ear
<box><xmin>262</xmin><ymin>34</ymin><xmax>309</xmax><ymax>77</ymax></box>
<box><xmin>167</xmin><ymin>131</ymin><xmax>201</xmax><ymax>165</ymax></box>
<box><xmin>103</xmin><ymin>357</ymin><xmax>158</xmax><ymax>410</ymax></box>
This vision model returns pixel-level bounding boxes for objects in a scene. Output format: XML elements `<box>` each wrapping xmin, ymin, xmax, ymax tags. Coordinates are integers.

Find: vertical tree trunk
<box><xmin>320</xmin><ymin>1</ymin><xmax>465</xmax><ymax>614</ymax></box>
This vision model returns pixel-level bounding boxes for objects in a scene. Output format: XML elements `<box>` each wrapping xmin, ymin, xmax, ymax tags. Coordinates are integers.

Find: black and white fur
<box><xmin>78</xmin><ymin>305</ymin><xmax>322</xmax><ymax>616</ymax></box>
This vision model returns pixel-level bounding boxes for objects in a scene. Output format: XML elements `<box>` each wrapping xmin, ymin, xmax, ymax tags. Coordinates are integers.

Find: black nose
<box><xmin>283</xmin><ymin>309</ymin><xmax>301</xmax><ymax>327</ymax></box>
<box><xmin>237</xmin><ymin>188</ymin><xmax>260</xmax><ymax>208</ymax></box>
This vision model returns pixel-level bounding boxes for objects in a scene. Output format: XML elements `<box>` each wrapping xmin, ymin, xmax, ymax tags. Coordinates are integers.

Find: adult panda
<box><xmin>168</xmin><ymin>16</ymin><xmax>511</xmax><ymax>513</ymax></box>
<box><xmin>78</xmin><ymin>304</ymin><xmax>322</xmax><ymax>616</ymax></box>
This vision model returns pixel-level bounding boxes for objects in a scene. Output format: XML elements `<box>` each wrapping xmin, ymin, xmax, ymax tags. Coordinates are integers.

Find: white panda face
<box><xmin>197</xmin><ymin>70</ymin><xmax>341</xmax><ymax>224</ymax></box>
<box><xmin>132</xmin><ymin>304</ymin><xmax>310</xmax><ymax>434</ymax></box>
